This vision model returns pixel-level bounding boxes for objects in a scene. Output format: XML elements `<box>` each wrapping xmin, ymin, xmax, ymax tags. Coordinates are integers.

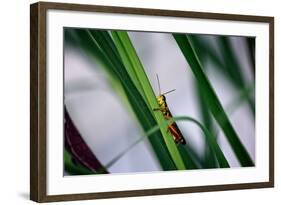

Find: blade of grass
<box><xmin>173</xmin><ymin>34</ymin><xmax>254</xmax><ymax>167</ymax></box>
<box><xmin>196</xmin><ymin>83</ymin><xmax>218</xmax><ymax>168</ymax></box>
<box><xmin>111</xmin><ymin>31</ymin><xmax>186</xmax><ymax>170</ymax></box>
<box><xmin>188</xmin><ymin>35</ymin><xmax>225</xmax><ymax>70</ymax></box>
<box><xmin>188</xmin><ymin>41</ymin><xmax>218</xmax><ymax>167</ymax></box>
<box><xmin>213</xmin><ymin>84</ymin><xmax>255</xmax><ymax>138</ymax></box>
<box><xmin>181</xmin><ymin>144</ymin><xmax>204</xmax><ymax>169</ymax></box>
<box><xmin>177</xmin><ymin>145</ymin><xmax>202</xmax><ymax>169</ymax></box>
<box><xmin>174</xmin><ymin>116</ymin><xmax>229</xmax><ymax>168</ymax></box>
<box><xmin>184</xmin><ymin>36</ymin><xmax>219</xmax><ymax>168</ymax></box>
<box><xmin>88</xmin><ymin>30</ymin><xmax>177</xmax><ymax>170</ymax></box>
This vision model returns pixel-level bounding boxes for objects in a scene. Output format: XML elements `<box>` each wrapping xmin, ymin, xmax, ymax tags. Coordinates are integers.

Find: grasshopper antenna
<box><xmin>156</xmin><ymin>74</ymin><xmax>161</xmax><ymax>95</ymax></box>
<box><xmin>162</xmin><ymin>89</ymin><xmax>176</xmax><ymax>96</ymax></box>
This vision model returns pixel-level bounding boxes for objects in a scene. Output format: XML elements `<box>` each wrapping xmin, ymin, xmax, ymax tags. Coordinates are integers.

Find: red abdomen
<box><xmin>168</xmin><ymin>123</ymin><xmax>186</xmax><ymax>144</ymax></box>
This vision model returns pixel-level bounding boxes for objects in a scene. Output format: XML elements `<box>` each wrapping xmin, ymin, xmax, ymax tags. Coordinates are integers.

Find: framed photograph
<box><xmin>30</xmin><ymin>1</ymin><xmax>274</xmax><ymax>202</ymax></box>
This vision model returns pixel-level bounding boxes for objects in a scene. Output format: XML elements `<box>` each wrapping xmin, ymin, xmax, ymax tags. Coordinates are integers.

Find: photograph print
<box><xmin>63</xmin><ymin>28</ymin><xmax>255</xmax><ymax>175</ymax></box>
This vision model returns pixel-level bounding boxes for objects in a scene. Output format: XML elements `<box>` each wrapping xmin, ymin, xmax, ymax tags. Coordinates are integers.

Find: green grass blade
<box><xmin>173</xmin><ymin>34</ymin><xmax>254</xmax><ymax>167</ymax></box>
<box><xmin>184</xmin><ymin>37</ymin><xmax>218</xmax><ymax>167</ymax></box>
<box><xmin>212</xmin><ymin>84</ymin><xmax>255</xmax><ymax>138</ymax></box>
<box><xmin>173</xmin><ymin>116</ymin><xmax>229</xmax><ymax>168</ymax></box>
<box><xmin>180</xmin><ymin>144</ymin><xmax>204</xmax><ymax>169</ymax></box>
<box><xmin>88</xmin><ymin>30</ymin><xmax>177</xmax><ymax>170</ymax></box>
<box><xmin>111</xmin><ymin>31</ymin><xmax>186</xmax><ymax>170</ymax></box>
<box><xmin>110</xmin><ymin>32</ymin><xmax>145</xmax><ymax>99</ymax></box>
<box><xmin>195</xmin><ymin>83</ymin><xmax>218</xmax><ymax>168</ymax></box>
<box><xmin>177</xmin><ymin>145</ymin><xmax>201</xmax><ymax>169</ymax></box>
<box><xmin>188</xmin><ymin>35</ymin><xmax>225</xmax><ymax>69</ymax></box>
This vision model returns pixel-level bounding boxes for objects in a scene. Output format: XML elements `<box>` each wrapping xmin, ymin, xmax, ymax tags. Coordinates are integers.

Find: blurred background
<box><xmin>64</xmin><ymin>29</ymin><xmax>255</xmax><ymax>174</ymax></box>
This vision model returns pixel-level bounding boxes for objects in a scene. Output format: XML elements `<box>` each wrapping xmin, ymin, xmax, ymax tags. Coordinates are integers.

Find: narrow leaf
<box><xmin>173</xmin><ymin>34</ymin><xmax>254</xmax><ymax>167</ymax></box>
<box><xmin>111</xmin><ymin>31</ymin><xmax>186</xmax><ymax>170</ymax></box>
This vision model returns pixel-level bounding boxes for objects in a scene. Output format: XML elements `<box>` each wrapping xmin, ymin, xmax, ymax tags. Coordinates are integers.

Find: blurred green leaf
<box><xmin>225</xmin><ymin>84</ymin><xmax>255</xmax><ymax>114</ymax></box>
<box><xmin>188</xmin><ymin>36</ymin><xmax>218</xmax><ymax>167</ymax></box>
<box><xmin>188</xmin><ymin>35</ymin><xmax>255</xmax><ymax>117</ymax></box>
<box><xmin>65</xmin><ymin>29</ymin><xmax>116</xmax><ymax>79</ymax></box>
<box><xmin>217</xmin><ymin>36</ymin><xmax>255</xmax><ymax>116</ymax></box>
<box><xmin>173</xmin><ymin>116</ymin><xmax>229</xmax><ymax>168</ymax></box>
<box><xmin>173</xmin><ymin>34</ymin><xmax>254</xmax><ymax>167</ymax></box>
<box><xmin>177</xmin><ymin>145</ymin><xmax>202</xmax><ymax>169</ymax></box>
<box><xmin>195</xmin><ymin>83</ymin><xmax>218</xmax><ymax>168</ymax></box>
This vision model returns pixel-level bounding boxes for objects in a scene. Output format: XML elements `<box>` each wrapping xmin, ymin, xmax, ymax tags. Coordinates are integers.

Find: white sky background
<box><xmin>64</xmin><ymin>31</ymin><xmax>255</xmax><ymax>173</ymax></box>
